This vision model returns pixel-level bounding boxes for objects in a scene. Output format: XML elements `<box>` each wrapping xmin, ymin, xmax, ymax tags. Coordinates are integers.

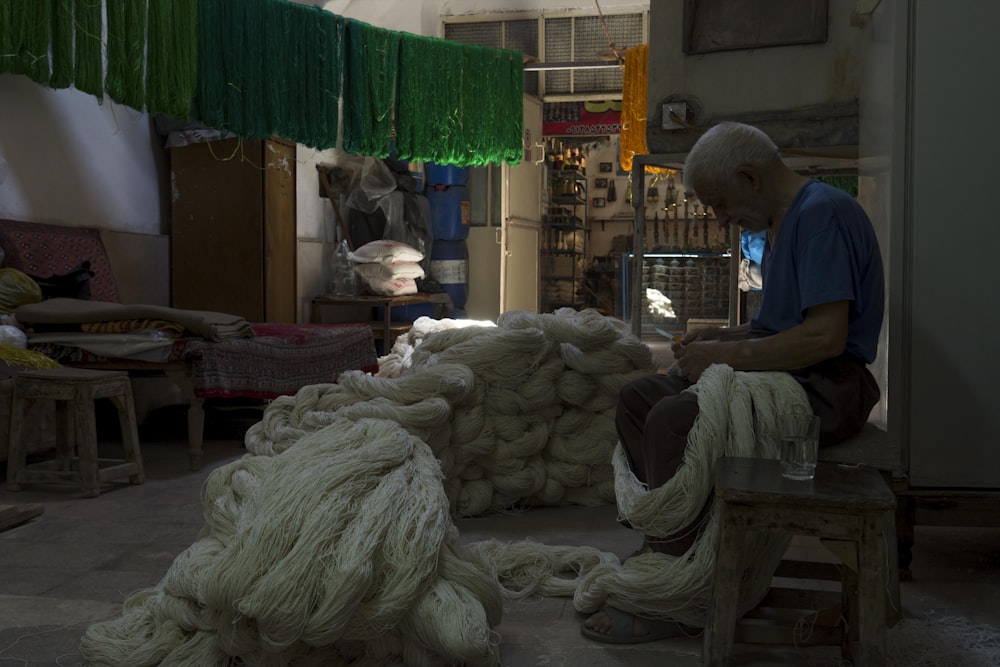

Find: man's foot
<box><xmin>580</xmin><ymin>606</ymin><xmax>698</xmax><ymax>645</ymax></box>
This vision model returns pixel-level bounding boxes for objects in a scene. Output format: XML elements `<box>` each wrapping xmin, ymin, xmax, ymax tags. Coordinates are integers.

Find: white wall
<box><xmin>0</xmin><ymin>74</ymin><xmax>166</xmax><ymax>234</ymax></box>
<box><xmin>325</xmin><ymin>0</ymin><xmax>648</xmax><ymax>37</ymax></box>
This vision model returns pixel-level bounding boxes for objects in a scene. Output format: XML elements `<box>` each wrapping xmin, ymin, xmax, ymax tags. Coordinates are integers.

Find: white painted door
<box><xmin>501</xmin><ymin>96</ymin><xmax>543</xmax><ymax>313</ymax></box>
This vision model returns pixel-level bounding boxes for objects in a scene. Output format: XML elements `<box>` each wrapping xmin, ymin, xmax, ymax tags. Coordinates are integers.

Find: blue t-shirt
<box><xmin>750</xmin><ymin>180</ymin><xmax>884</xmax><ymax>364</ymax></box>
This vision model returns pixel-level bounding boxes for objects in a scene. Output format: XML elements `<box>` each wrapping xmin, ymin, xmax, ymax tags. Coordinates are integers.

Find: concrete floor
<box><xmin>2</xmin><ymin>420</ymin><xmax>1000</xmax><ymax>666</ymax></box>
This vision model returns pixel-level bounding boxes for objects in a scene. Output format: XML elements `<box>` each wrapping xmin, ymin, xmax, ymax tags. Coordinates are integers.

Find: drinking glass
<box><xmin>780</xmin><ymin>412</ymin><xmax>821</xmax><ymax>480</ymax></box>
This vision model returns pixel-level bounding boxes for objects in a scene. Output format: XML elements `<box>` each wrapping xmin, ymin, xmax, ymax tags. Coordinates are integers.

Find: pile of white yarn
<box><xmin>82</xmin><ymin>417</ymin><xmax>504</xmax><ymax>666</ymax></box>
<box><xmin>80</xmin><ymin>309</ymin><xmax>810</xmax><ymax>664</ymax></box>
<box><xmin>249</xmin><ymin>308</ymin><xmax>657</xmax><ymax>517</ymax></box>
<box><xmin>81</xmin><ymin>308</ymin><xmax>656</xmax><ymax>665</ymax></box>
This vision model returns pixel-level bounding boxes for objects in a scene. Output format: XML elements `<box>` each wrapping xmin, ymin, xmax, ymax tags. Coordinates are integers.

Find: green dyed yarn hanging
<box><xmin>74</xmin><ymin>0</ymin><xmax>103</xmax><ymax>100</ymax></box>
<box><xmin>263</xmin><ymin>2</ymin><xmax>342</xmax><ymax>149</ymax></box>
<box><xmin>395</xmin><ymin>34</ymin><xmax>460</xmax><ymax>164</ymax></box>
<box><xmin>0</xmin><ymin>1</ymin><xmax>19</xmax><ymax>76</ymax></box>
<box><xmin>49</xmin><ymin>0</ymin><xmax>74</xmax><ymax>89</ymax></box>
<box><xmin>343</xmin><ymin>19</ymin><xmax>399</xmax><ymax>158</ymax></box>
<box><xmin>396</xmin><ymin>33</ymin><xmax>523</xmax><ymax>166</ymax></box>
<box><xmin>195</xmin><ymin>0</ymin><xmax>270</xmax><ymax>136</ymax></box>
<box><xmin>0</xmin><ymin>0</ymin><xmax>52</xmax><ymax>84</ymax></box>
<box><xmin>461</xmin><ymin>44</ymin><xmax>523</xmax><ymax>165</ymax></box>
<box><xmin>147</xmin><ymin>0</ymin><xmax>197</xmax><ymax>119</ymax></box>
<box><xmin>106</xmin><ymin>0</ymin><xmax>148</xmax><ymax>110</ymax></box>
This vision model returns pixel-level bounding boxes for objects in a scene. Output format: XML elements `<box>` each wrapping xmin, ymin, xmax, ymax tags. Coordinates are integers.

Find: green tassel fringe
<box><xmin>74</xmin><ymin>0</ymin><xmax>102</xmax><ymax>100</ymax></box>
<box><xmin>147</xmin><ymin>0</ymin><xmax>197</xmax><ymax>119</ymax></box>
<box><xmin>106</xmin><ymin>0</ymin><xmax>148</xmax><ymax>110</ymax></box>
<box><xmin>343</xmin><ymin>19</ymin><xmax>399</xmax><ymax>157</ymax></box>
<box><xmin>0</xmin><ymin>0</ymin><xmax>52</xmax><ymax>84</ymax></box>
<box><xmin>49</xmin><ymin>0</ymin><xmax>74</xmax><ymax>89</ymax></box>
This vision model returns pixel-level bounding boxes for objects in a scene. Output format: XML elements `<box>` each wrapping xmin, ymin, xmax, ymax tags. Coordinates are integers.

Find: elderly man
<box><xmin>582</xmin><ymin>121</ymin><xmax>885</xmax><ymax>643</ymax></box>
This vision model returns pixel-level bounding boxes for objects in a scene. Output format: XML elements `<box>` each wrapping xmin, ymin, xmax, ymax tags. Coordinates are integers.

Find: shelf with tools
<box><xmin>624</xmin><ymin>155</ymin><xmax>741</xmax><ymax>338</ymax></box>
<box><xmin>541</xmin><ymin>170</ymin><xmax>588</xmax><ymax>311</ymax></box>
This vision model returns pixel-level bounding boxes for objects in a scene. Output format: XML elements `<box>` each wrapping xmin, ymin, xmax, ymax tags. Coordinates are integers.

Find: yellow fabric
<box><xmin>0</xmin><ymin>344</ymin><xmax>61</xmax><ymax>369</ymax></box>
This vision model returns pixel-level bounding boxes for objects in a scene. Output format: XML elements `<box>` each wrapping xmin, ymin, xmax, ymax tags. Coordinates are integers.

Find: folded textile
<box><xmin>16</xmin><ymin>298</ymin><xmax>253</xmax><ymax>341</ymax></box>
<box><xmin>27</xmin><ymin>332</ymin><xmax>176</xmax><ymax>362</ymax></box>
<box><xmin>81</xmin><ymin>318</ymin><xmax>186</xmax><ymax>337</ymax></box>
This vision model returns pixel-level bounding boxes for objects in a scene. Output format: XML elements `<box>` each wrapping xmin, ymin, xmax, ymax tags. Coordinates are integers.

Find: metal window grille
<box><xmin>444</xmin><ymin>11</ymin><xmax>645</xmax><ymax>101</ymax></box>
<box><xmin>445</xmin><ymin>19</ymin><xmax>540</xmax><ymax>96</ymax></box>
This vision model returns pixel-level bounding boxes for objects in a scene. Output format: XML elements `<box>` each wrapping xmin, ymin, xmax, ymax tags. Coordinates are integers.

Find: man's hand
<box><xmin>671</xmin><ymin>340</ymin><xmax>724</xmax><ymax>382</ymax></box>
<box><xmin>670</xmin><ymin>301</ymin><xmax>851</xmax><ymax>382</ymax></box>
<box><xmin>677</xmin><ymin>326</ymin><xmax>722</xmax><ymax>346</ymax></box>
<box><xmin>676</xmin><ymin>322</ymin><xmax>751</xmax><ymax>347</ymax></box>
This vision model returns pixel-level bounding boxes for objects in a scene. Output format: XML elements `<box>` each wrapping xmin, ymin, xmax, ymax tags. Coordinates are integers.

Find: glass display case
<box><xmin>621</xmin><ymin>251</ymin><xmax>733</xmax><ymax>337</ymax></box>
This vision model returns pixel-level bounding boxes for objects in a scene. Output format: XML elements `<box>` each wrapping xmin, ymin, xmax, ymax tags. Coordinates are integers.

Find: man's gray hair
<box><xmin>682</xmin><ymin>122</ymin><xmax>782</xmax><ymax>193</ymax></box>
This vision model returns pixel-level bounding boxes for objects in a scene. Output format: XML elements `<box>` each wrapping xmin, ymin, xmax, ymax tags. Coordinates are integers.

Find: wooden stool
<box><xmin>5</xmin><ymin>368</ymin><xmax>145</xmax><ymax>498</ymax></box>
<box><xmin>704</xmin><ymin>457</ymin><xmax>897</xmax><ymax>667</ymax></box>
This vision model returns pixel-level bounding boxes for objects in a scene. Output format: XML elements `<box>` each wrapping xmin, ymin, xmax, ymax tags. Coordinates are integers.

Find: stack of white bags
<box><xmin>349</xmin><ymin>240</ymin><xmax>425</xmax><ymax>296</ymax></box>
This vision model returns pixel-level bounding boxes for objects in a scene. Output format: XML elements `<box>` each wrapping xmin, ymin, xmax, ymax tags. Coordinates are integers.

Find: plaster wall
<box><xmin>646</xmin><ymin>0</ymin><xmax>869</xmax><ymax>153</ymax></box>
<box><xmin>0</xmin><ymin>74</ymin><xmax>166</xmax><ymax>235</ymax></box>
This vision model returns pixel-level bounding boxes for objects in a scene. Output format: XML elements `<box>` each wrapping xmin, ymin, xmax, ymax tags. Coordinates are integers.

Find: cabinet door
<box><xmin>171</xmin><ymin>138</ymin><xmax>296</xmax><ymax>323</ymax></box>
<box><xmin>501</xmin><ymin>95</ymin><xmax>543</xmax><ymax>313</ymax></box>
<box><xmin>171</xmin><ymin>138</ymin><xmax>265</xmax><ymax>321</ymax></box>
<box><xmin>262</xmin><ymin>139</ymin><xmax>297</xmax><ymax>323</ymax></box>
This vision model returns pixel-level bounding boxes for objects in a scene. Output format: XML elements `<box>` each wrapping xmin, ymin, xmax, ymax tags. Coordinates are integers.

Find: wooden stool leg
<box><xmin>881</xmin><ymin>509</ymin><xmax>902</xmax><ymax>627</ymax></box>
<box><xmin>109</xmin><ymin>392</ymin><xmax>145</xmax><ymax>485</ymax></box>
<box><xmin>186</xmin><ymin>397</ymin><xmax>205</xmax><ymax>471</ymax></box>
<box><xmin>704</xmin><ymin>505</ymin><xmax>748</xmax><ymax>666</ymax></box>
<box><xmin>73</xmin><ymin>392</ymin><xmax>100</xmax><ymax>498</ymax></box>
<box><xmin>55</xmin><ymin>401</ymin><xmax>72</xmax><ymax>470</ymax></box>
<box><xmin>5</xmin><ymin>391</ymin><xmax>28</xmax><ymax>491</ymax></box>
<box><xmin>896</xmin><ymin>494</ymin><xmax>916</xmax><ymax>580</ymax></box>
<box><xmin>841</xmin><ymin>552</ymin><xmax>859</xmax><ymax>662</ymax></box>
<box><xmin>855</xmin><ymin>516</ymin><xmax>888</xmax><ymax>666</ymax></box>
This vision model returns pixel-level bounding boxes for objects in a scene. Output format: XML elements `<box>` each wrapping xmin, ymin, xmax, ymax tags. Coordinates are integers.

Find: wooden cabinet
<box><xmin>170</xmin><ymin>137</ymin><xmax>297</xmax><ymax>323</ymax></box>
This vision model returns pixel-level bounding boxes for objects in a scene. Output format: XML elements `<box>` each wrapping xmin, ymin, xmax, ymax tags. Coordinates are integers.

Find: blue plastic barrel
<box><xmin>427</xmin><ymin>185</ymin><xmax>470</xmax><ymax>240</ymax></box>
<box><xmin>429</xmin><ymin>240</ymin><xmax>468</xmax><ymax>309</ymax></box>
<box><xmin>425</xmin><ymin>163</ymin><xmax>470</xmax><ymax>187</ymax></box>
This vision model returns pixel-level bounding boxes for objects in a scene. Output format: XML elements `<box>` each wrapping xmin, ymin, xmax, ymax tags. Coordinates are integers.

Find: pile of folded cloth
<box><xmin>13</xmin><ymin>297</ymin><xmax>253</xmax><ymax>362</ymax></box>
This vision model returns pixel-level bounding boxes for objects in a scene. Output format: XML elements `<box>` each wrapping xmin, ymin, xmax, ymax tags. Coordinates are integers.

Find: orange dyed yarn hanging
<box><xmin>619</xmin><ymin>44</ymin><xmax>671</xmax><ymax>175</ymax></box>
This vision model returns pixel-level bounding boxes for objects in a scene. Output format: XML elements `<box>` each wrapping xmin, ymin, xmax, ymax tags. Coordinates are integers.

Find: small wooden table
<box><xmin>704</xmin><ymin>457</ymin><xmax>897</xmax><ymax>667</ymax></box>
<box><xmin>310</xmin><ymin>293</ymin><xmax>441</xmax><ymax>347</ymax></box>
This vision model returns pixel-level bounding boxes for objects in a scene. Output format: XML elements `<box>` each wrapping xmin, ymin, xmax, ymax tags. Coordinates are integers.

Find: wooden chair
<box><xmin>5</xmin><ymin>367</ymin><xmax>144</xmax><ymax>498</ymax></box>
